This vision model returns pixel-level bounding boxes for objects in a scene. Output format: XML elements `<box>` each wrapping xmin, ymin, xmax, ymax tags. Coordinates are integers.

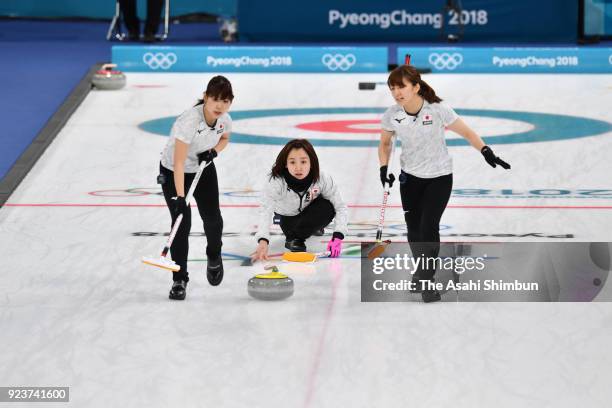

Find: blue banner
<box><xmin>237</xmin><ymin>0</ymin><xmax>577</xmax><ymax>43</ymax></box>
<box><xmin>398</xmin><ymin>47</ymin><xmax>612</xmax><ymax>73</ymax></box>
<box><xmin>112</xmin><ymin>45</ymin><xmax>388</xmax><ymax>73</ymax></box>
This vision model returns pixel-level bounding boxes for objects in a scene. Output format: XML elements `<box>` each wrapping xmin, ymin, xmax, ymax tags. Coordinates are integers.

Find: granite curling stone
<box><xmin>248</xmin><ymin>266</ymin><xmax>294</xmax><ymax>301</ymax></box>
<box><xmin>92</xmin><ymin>63</ymin><xmax>126</xmax><ymax>90</ymax></box>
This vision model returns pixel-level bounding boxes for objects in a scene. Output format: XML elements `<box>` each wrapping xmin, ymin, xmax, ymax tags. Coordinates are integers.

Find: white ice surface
<box><xmin>1</xmin><ymin>73</ymin><xmax>611</xmax><ymax>407</ymax></box>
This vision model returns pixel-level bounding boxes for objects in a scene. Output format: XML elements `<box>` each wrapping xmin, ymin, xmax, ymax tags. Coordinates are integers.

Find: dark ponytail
<box><xmin>417</xmin><ymin>79</ymin><xmax>442</xmax><ymax>103</ymax></box>
<box><xmin>387</xmin><ymin>65</ymin><xmax>442</xmax><ymax>104</ymax></box>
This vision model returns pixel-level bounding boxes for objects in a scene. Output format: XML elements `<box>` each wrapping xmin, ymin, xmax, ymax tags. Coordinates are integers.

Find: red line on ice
<box><xmin>302</xmin><ymin>261</ymin><xmax>343</xmax><ymax>408</ymax></box>
<box><xmin>5</xmin><ymin>204</ymin><xmax>612</xmax><ymax>209</ymax></box>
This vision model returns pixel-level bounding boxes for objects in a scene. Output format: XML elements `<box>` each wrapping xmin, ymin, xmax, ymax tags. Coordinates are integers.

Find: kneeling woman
<box><xmin>252</xmin><ymin>139</ymin><xmax>348</xmax><ymax>262</ymax></box>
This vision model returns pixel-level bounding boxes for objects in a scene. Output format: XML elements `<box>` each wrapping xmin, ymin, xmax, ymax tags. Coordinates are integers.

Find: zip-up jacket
<box><xmin>256</xmin><ymin>172</ymin><xmax>348</xmax><ymax>242</ymax></box>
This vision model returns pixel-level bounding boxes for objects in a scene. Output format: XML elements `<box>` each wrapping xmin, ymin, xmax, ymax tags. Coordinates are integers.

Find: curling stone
<box><xmin>92</xmin><ymin>63</ymin><xmax>126</xmax><ymax>90</ymax></box>
<box><xmin>248</xmin><ymin>265</ymin><xmax>294</xmax><ymax>301</ymax></box>
<box><xmin>358</xmin><ymin>82</ymin><xmax>377</xmax><ymax>90</ymax></box>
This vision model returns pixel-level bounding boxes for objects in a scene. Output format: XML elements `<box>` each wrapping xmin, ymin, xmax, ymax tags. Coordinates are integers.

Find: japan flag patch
<box><xmin>422</xmin><ymin>114</ymin><xmax>433</xmax><ymax>125</ymax></box>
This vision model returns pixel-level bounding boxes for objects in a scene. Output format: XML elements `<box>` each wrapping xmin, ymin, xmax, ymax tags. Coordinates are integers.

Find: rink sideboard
<box><xmin>112</xmin><ymin>45</ymin><xmax>612</xmax><ymax>74</ymax></box>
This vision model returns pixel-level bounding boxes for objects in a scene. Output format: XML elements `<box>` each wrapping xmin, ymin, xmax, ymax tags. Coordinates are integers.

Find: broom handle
<box><xmin>375</xmin><ymin>136</ymin><xmax>397</xmax><ymax>243</ymax></box>
<box><xmin>160</xmin><ymin>160</ymin><xmax>213</xmax><ymax>257</ymax></box>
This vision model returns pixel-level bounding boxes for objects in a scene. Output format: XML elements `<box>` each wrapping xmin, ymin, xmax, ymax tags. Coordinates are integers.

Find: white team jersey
<box><xmin>160</xmin><ymin>105</ymin><xmax>232</xmax><ymax>173</ymax></box>
<box><xmin>381</xmin><ymin>100</ymin><xmax>458</xmax><ymax>178</ymax></box>
<box><xmin>256</xmin><ymin>172</ymin><xmax>348</xmax><ymax>242</ymax></box>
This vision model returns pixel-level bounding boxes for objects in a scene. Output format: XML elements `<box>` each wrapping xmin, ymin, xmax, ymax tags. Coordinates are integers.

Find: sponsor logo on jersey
<box><xmin>196</xmin><ymin>121</ymin><xmax>208</xmax><ymax>134</ymax></box>
<box><xmin>305</xmin><ymin>187</ymin><xmax>321</xmax><ymax>203</ymax></box>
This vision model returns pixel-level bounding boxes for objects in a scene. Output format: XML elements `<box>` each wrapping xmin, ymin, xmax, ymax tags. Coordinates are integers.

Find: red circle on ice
<box><xmin>296</xmin><ymin>119</ymin><xmax>380</xmax><ymax>134</ymax></box>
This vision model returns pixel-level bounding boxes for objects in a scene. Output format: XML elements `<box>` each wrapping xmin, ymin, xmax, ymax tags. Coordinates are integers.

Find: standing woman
<box><xmin>159</xmin><ymin>75</ymin><xmax>233</xmax><ymax>300</ymax></box>
<box><xmin>379</xmin><ymin>65</ymin><xmax>510</xmax><ymax>303</ymax></box>
<box><xmin>251</xmin><ymin>139</ymin><xmax>348</xmax><ymax>262</ymax></box>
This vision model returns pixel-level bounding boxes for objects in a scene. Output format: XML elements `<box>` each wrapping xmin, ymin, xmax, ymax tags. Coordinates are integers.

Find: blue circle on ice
<box><xmin>139</xmin><ymin>107</ymin><xmax>611</xmax><ymax>147</ymax></box>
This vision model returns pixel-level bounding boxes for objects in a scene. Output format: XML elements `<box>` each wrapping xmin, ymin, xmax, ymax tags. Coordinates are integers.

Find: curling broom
<box><xmin>142</xmin><ymin>160</ymin><xmax>213</xmax><ymax>272</ymax></box>
<box><xmin>367</xmin><ymin>135</ymin><xmax>397</xmax><ymax>260</ymax></box>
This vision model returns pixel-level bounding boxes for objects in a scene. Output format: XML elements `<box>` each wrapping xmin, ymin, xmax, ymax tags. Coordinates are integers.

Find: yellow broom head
<box><xmin>142</xmin><ymin>256</ymin><xmax>180</xmax><ymax>272</ymax></box>
<box><xmin>282</xmin><ymin>251</ymin><xmax>317</xmax><ymax>263</ymax></box>
<box><xmin>367</xmin><ymin>240</ymin><xmax>392</xmax><ymax>260</ymax></box>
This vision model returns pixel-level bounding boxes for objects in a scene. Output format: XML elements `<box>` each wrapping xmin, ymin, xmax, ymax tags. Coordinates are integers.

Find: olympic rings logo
<box><xmin>428</xmin><ymin>52</ymin><xmax>463</xmax><ymax>70</ymax></box>
<box><xmin>321</xmin><ymin>53</ymin><xmax>357</xmax><ymax>71</ymax></box>
<box><xmin>143</xmin><ymin>52</ymin><xmax>178</xmax><ymax>70</ymax></box>
<box><xmin>609</xmin><ymin>55</ymin><xmax>612</xmax><ymax>65</ymax></box>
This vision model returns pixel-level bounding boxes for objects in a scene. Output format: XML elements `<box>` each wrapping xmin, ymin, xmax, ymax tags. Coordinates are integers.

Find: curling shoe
<box><xmin>285</xmin><ymin>238</ymin><xmax>306</xmax><ymax>252</ymax></box>
<box><xmin>169</xmin><ymin>280</ymin><xmax>187</xmax><ymax>300</ymax></box>
<box><xmin>422</xmin><ymin>289</ymin><xmax>441</xmax><ymax>303</ymax></box>
<box><xmin>207</xmin><ymin>256</ymin><xmax>224</xmax><ymax>286</ymax></box>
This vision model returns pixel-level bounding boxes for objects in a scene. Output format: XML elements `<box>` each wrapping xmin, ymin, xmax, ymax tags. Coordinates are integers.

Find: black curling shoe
<box><xmin>422</xmin><ymin>289</ymin><xmax>442</xmax><ymax>303</ymax></box>
<box><xmin>285</xmin><ymin>238</ymin><xmax>306</xmax><ymax>252</ymax></box>
<box><xmin>169</xmin><ymin>280</ymin><xmax>187</xmax><ymax>300</ymax></box>
<box><xmin>207</xmin><ymin>256</ymin><xmax>224</xmax><ymax>286</ymax></box>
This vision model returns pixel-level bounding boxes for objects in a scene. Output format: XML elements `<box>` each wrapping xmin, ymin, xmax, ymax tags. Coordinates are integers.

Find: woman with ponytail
<box><xmin>378</xmin><ymin>65</ymin><xmax>510</xmax><ymax>303</ymax></box>
<box><xmin>158</xmin><ymin>75</ymin><xmax>234</xmax><ymax>300</ymax></box>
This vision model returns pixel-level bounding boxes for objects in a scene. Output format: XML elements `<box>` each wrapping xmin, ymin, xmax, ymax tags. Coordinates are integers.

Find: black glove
<box><xmin>379</xmin><ymin>165</ymin><xmax>395</xmax><ymax>188</ymax></box>
<box><xmin>197</xmin><ymin>148</ymin><xmax>217</xmax><ymax>164</ymax></box>
<box><xmin>481</xmin><ymin>146</ymin><xmax>511</xmax><ymax>169</ymax></box>
<box><xmin>171</xmin><ymin>196</ymin><xmax>187</xmax><ymax>218</ymax></box>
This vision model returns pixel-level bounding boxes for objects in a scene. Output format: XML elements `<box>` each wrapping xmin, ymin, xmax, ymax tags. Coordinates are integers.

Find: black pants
<box><xmin>160</xmin><ymin>163</ymin><xmax>223</xmax><ymax>282</ymax></box>
<box><xmin>119</xmin><ymin>0</ymin><xmax>163</xmax><ymax>35</ymax></box>
<box><xmin>279</xmin><ymin>197</ymin><xmax>335</xmax><ymax>241</ymax></box>
<box><xmin>400</xmin><ymin>172</ymin><xmax>453</xmax><ymax>282</ymax></box>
